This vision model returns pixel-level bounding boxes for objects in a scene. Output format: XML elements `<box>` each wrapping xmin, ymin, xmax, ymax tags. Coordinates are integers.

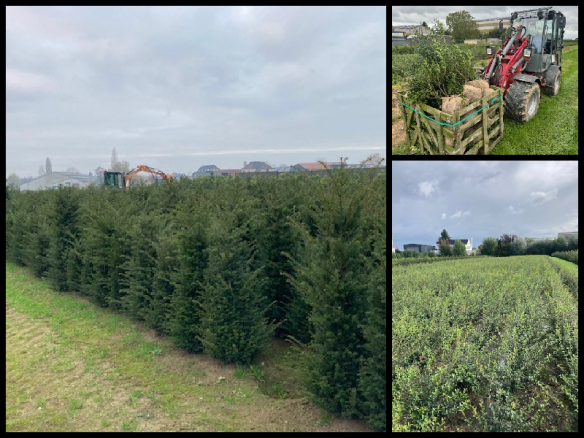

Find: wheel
<box><xmin>542</xmin><ymin>65</ymin><xmax>561</xmax><ymax>96</ymax></box>
<box><xmin>503</xmin><ymin>80</ymin><xmax>540</xmax><ymax>122</ymax></box>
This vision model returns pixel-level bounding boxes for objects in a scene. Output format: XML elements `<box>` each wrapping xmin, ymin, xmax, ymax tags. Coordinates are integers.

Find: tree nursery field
<box><xmin>392</xmin><ymin>44</ymin><xmax>578</xmax><ymax>155</ymax></box>
<box><xmin>5</xmin><ymin>168</ymin><xmax>386</xmax><ymax>432</ymax></box>
<box><xmin>392</xmin><ymin>256</ymin><xmax>578</xmax><ymax>432</ymax></box>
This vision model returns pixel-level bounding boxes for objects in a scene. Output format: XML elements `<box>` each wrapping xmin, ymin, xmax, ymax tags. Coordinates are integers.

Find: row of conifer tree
<box><xmin>6</xmin><ymin>167</ymin><xmax>386</xmax><ymax>431</ymax></box>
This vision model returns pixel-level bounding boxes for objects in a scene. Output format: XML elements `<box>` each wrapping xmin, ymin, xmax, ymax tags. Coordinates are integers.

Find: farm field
<box><xmin>392</xmin><ymin>44</ymin><xmax>578</xmax><ymax>155</ymax></box>
<box><xmin>6</xmin><ymin>262</ymin><xmax>371</xmax><ymax>432</ymax></box>
<box><xmin>392</xmin><ymin>255</ymin><xmax>578</xmax><ymax>432</ymax></box>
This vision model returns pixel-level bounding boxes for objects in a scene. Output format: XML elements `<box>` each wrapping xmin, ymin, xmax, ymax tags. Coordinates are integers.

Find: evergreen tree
<box><xmin>287</xmin><ymin>162</ymin><xmax>376</xmax><ymax>417</ymax></box>
<box><xmin>46</xmin><ymin>188</ymin><xmax>81</xmax><ymax>291</ymax></box>
<box><xmin>197</xmin><ymin>215</ymin><xmax>276</xmax><ymax>364</ymax></box>
<box><xmin>168</xmin><ymin>199</ymin><xmax>210</xmax><ymax>352</ymax></box>
<box><xmin>358</xmin><ymin>222</ymin><xmax>386</xmax><ymax>432</ymax></box>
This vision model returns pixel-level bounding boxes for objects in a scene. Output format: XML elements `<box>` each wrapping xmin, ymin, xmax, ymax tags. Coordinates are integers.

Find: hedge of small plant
<box><xmin>392</xmin><ymin>256</ymin><xmax>578</xmax><ymax>432</ymax></box>
<box><xmin>6</xmin><ymin>165</ymin><xmax>386</xmax><ymax>431</ymax></box>
<box><xmin>552</xmin><ymin>250</ymin><xmax>579</xmax><ymax>266</ymax></box>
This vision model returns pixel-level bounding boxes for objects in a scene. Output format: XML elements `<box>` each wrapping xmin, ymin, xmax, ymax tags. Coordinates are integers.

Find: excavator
<box><xmin>103</xmin><ymin>164</ymin><xmax>172</xmax><ymax>190</ymax></box>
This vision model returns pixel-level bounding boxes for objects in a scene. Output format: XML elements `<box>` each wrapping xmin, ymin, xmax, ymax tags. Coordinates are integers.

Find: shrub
<box><xmin>407</xmin><ymin>21</ymin><xmax>476</xmax><ymax>109</ymax></box>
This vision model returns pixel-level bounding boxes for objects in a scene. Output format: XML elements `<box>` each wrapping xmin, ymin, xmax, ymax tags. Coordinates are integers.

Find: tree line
<box><xmin>5</xmin><ymin>166</ymin><xmax>386</xmax><ymax>431</ymax></box>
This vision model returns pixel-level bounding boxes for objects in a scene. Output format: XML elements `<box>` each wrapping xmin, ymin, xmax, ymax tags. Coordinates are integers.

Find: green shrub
<box><xmin>407</xmin><ymin>21</ymin><xmax>476</xmax><ymax>109</ymax></box>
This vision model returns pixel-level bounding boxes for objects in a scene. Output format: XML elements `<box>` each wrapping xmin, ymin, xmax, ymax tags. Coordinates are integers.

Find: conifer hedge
<box><xmin>5</xmin><ymin>166</ymin><xmax>386</xmax><ymax>431</ymax></box>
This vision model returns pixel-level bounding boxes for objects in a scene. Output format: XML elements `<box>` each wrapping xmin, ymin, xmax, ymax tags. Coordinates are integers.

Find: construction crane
<box><xmin>103</xmin><ymin>165</ymin><xmax>172</xmax><ymax>190</ymax></box>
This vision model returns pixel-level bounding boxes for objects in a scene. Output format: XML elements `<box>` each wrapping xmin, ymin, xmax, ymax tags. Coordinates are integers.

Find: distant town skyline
<box><xmin>392</xmin><ymin>161</ymin><xmax>578</xmax><ymax>252</ymax></box>
<box><xmin>6</xmin><ymin>6</ymin><xmax>386</xmax><ymax>178</ymax></box>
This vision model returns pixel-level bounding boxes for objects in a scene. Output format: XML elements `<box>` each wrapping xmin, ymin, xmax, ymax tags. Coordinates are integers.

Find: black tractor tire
<box><xmin>542</xmin><ymin>65</ymin><xmax>562</xmax><ymax>96</ymax></box>
<box><xmin>504</xmin><ymin>80</ymin><xmax>540</xmax><ymax>123</ymax></box>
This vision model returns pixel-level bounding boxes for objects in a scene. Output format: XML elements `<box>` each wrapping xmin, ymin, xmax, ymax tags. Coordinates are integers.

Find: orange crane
<box><xmin>103</xmin><ymin>165</ymin><xmax>172</xmax><ymax>190</ymax></box>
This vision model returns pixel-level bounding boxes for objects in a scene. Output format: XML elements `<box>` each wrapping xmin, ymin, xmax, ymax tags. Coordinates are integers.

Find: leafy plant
<box><xmin>407</xmin><ymin>21</ymin><xmax>476</xmax><ymax>109</ymax></box>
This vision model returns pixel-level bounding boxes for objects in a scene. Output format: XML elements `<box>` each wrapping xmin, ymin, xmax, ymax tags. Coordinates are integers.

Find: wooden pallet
<box><xmin>397</xmin><ymin>86</ymin><xmax>505</xmax><ymax>155</ymax></box>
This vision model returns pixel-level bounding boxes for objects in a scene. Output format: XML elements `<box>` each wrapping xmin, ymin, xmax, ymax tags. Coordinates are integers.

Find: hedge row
<box><xmin>5</xmin><ymin>167</ymin><xmax>386</xmax><ymax>431</ymax></box>
<box><xmin>551</xmin><ymin>250</ymin><xmax>579</xmax><ymax>266</ymax></box>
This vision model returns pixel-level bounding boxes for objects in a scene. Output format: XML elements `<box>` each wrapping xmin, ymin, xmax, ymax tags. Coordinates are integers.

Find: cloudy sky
<box><xmin>392</xmin><ymin>6</ymin><xmax>578</xmax><ymax>39</ymax></box>
<box><xmin>392</xmin><ymin>161</ymin><xmax>578</xmax><ymax>251</ymax></box>
<box><xmin>6</xmin><ymin>6</ymin><xmax>386</xmax><ymax>177</ymax></box>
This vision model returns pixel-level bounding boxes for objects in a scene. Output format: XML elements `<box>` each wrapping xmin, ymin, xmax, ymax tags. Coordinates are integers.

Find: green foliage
<box><xmin>392</xmin><ymin>54</ymin><xmax>422</xmax><ymax>84</ymax></box>
<box><xmin>407</xmin><ymin>21</ymin><xmax>475</xmax><ymax>108</ymax></box>
<box><xmin>453</xmin><ymin>240</ymin><xmax>467</xmax><ymax>256</ymax></box>
<box><xmin>47</xmin><ymin>188</ymin><xmax>82</xmax><ymax>291</ymax></box>
<box><xmin>359</xmin><ymin>224</ymin><xmax>387</xmax><ymax>431</ymax></box>
<box><xmin>392</xmin><ymin>45</ymin><xmax>416</xmax><ymax>55</ymax></box>
<box><xmin>552</xmin><ymin>250</ymin><xmax>578</xmax><ymax>266</ymax></box>
<box><xmin>5</xmin><ymin>167</ymin><xmax>386</xmax><ymax>426</ymax></box>
<box><xmin>287</xmin><ymin>163</ymin><xmax>381</xmax><ymax>417</ymax></box>
<box><xmin>197</xmin><ymin>214</ymin><xmax>277</xmax><ymax>364</ymax></box>
<box><xmin>446</xmin><ymin>10</ymin><xmax>481</xmax><ymax>41</ymax></box>
<box><xmin>393</xmin><ymin>256</ymin><xmax>578</xmax><ymax>432</ymax></box>
<box><xmin>480</xmin><ymin>237</ymin><xmax>499</xmax><ymax>256</ymax></box>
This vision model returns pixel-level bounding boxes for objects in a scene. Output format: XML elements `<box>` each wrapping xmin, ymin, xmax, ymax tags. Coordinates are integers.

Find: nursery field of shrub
<box><xmin>6</xmin><ymin>167</ymin><xmax>386</xmax><ymax>432</ymax></box>
<box><xmin>392</xmin><ymin>256</ymin><xmax>578</xmax><ymax>432</ymax></box>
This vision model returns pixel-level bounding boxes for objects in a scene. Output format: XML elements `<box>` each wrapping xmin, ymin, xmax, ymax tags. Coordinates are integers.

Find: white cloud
<box><xmin>527</xmin><ymin>189</ymin><xmax>558</xmax><ymax>207</ymax></box>
<box><xmin>507</xmin><ymin>205</ymin><xmax>523</xmax><ymax>215</ymax></box>
<box><xmin>449</xmin><ymin>210</ymin><xmax>471</xmax><ymax>219</ymax></box>
<box><xmin>441</xmin><ymin>213</ymin><xmax>446</xmax><ymax>220</ymax></box>
<box><xmin>417</xmin><ymin>179</ymin><xmax>439</xmax><ymax>197</ymax></box>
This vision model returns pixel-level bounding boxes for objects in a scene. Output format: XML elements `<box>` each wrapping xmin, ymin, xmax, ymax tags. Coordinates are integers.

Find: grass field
<box><xmin>392</xmin><ymin>255</ymin><xmax>578</xmax><ymax>432</ymax></box>
<box><xmin>6</xmin><ymin>262</ymin><xmax>371</xmax><ymax>432</ymax></box>
<box><xmin>392</xmin><ymin>45</ymin><xmax>578</xmax><ymax>155</ymax></box>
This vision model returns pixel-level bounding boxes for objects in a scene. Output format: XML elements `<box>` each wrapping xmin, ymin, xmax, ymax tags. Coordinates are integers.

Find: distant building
<box><xmin>393</xmin><ymin>24</ymin><xmax>431</xmax><ymax>37</ymax></box>
<box><xmin>475</xmin><ymin>17</ymin><xmax>511</xmax><ymax>32</ymax></box>
<box><xmin>191</xmin><ymin>165</ymin><xmax>220</xmax><ymax>178</ymax></box>
<box><xmin>403</xmin><ymin>244</ymin><xmax>436</xmax><ymax>254</ymax></box>
<box><xmin>241</xmin><ymin>161</ymin><xmax>273</xmax><ymax>173</ymax></box>
<box><xmin>19</xmin><ymin>172</ymin><xmax>99</xmax><ymax>191</ymax></box>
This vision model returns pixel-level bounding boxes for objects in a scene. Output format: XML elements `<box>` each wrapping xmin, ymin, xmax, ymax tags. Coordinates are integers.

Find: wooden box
<box><xmin>396</xmin><ymin>86</ymin><xmax>505</xmax><ymax>155</ymax></box>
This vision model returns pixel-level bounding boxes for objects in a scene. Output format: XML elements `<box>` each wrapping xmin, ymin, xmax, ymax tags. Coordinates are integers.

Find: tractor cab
<box><xmin>509</xmin><ymin>8</ymin><xmax>566</xmax><ymax>73</ymax></box>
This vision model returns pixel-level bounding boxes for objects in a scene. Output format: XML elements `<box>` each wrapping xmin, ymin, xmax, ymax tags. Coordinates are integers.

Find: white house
<box><xmin>436</xmin><ymin>237</ymin><xmax>473</xmax><ymax>255</ymax></box>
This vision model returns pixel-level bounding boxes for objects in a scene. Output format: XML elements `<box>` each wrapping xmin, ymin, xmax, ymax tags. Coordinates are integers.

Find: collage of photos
<box><xmin>392</xmin><ymin>5</ymin><xmax>579</xmax><ymax>433</ymax></box>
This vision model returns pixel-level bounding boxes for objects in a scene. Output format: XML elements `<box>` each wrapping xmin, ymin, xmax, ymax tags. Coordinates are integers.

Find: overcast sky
<box><xmin>392</xmin><ymin>161</ymin><xmax>578</xmax><ymax>251</ymax></box>
<box><xmin>392</xmin><ymin>6</ymin><xmax>578</xmax><ymax>39</ymax></box>
<box><xmin>6</xmin><ymin>6</ymin><xmax>386</xmax><ymax>177</ymax></box>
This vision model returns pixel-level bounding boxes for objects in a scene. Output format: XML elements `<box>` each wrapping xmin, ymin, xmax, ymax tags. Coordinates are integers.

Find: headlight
<box><xmin>523</xmin><ymin>48</ymin><xmax>532</xmax><ymax>58</ymax></box>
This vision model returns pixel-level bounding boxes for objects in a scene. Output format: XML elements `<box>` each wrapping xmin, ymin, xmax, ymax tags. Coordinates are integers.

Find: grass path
<box><xmin>6</xmin><ymin>263</ymin><xmax>371</xmax><ymax>432</ymax></box>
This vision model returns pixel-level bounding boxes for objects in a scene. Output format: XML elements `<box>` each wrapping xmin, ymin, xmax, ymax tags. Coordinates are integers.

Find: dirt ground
<box><xmin>392</xmin><ymin>89</ymin><xmax>407</xmax><ymax>148</ymax></box>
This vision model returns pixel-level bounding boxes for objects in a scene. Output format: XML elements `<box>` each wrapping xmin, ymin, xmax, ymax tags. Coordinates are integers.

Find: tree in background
<box><xmin>446</xmin><ymin>10</ymin><xmax>481</xmax><ymax>41</ymax></box>
<box><xmin>498</xmin><ymin>234</ymin><xmax>518</xmax><ymax>257</ymax></box>
<box><xmin>438</xmin><ymin>239</ymin><xmax>452</xmax><ymax>256</ymax></box>
<box><xmin>6</xmin><ymin>173</ymin><xmax>20</xmax><ymax>188</ymax></box>
<box><xmin>480</xmin><ymin>237</ymin><xmax>499</xmax><ymax>256</ymax></box>
<box><xmin>422</xmin><ymin>21</ymin><xmax>428</xmax><ymax>28</ymax></box>
<box><xmin>453</xmin><ymin>239</ymin><xmax>467</xmax><ymax>256</ymax></box>
<box><xmin>38</xmin><ymin>165</ymin><xmax>45</xmax><ymax>177</ymax></box>
<box><xmin>439</xmin><ymin>229</ymin><xmax>451</xmax><ymax>242</ymax></box>
<box><xmin>46</xmin><ymin>157</ymin><xmax>52</xmax><ymax>174</ymax></box>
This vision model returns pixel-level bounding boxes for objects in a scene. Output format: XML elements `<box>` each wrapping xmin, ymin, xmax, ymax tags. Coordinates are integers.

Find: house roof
<box><xmin>294</xmin><ymin>162</ymin><xmax>342</xmax><ymax>171</ymax></box>
<box><xmin>197</xmin><ymin>165</ymin><xmax>219</xmax><ymax>172</ymax></box>
<box><xmin>242</xmin><ymin>161</ymin><xmax>272</xmax><ymax>170</ymax></box>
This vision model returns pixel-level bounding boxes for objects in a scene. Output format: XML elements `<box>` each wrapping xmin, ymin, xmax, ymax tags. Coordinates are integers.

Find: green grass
<box><xmin>392</xmin><ymin>45</ymin><xmax>578</xmax><ymax>155</ymax></box>
<box><xmin>5</xmin><ymin>262</ymin><xmax>370</xmax><ymax>432</ymax></box>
